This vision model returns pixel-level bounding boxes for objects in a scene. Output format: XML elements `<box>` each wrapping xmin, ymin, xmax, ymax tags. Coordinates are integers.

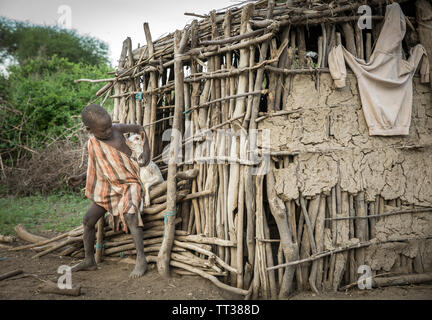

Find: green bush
<box><xmin>0</xmin><ymin>55</ymin><xmax>113</xmax><ymax>163</ymax></box>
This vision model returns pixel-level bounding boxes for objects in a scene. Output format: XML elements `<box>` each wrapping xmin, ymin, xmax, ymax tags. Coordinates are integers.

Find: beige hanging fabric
<box><xmin>329</xmin><ymin>2</ymin><xmax>430</xmax><ymax>136</ymax></box>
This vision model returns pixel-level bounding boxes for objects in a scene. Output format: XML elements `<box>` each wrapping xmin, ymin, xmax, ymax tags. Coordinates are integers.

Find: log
<box><xmin>0</xmin><ymin>235</ymin><xmax>15</xmax><ymax>243</ymax></box>
<box><xmin>299</xmin><ymin>196</ymin><xmax>319</xmax><ymax>294</ymax></box>
<box><xmin>262</xmin><ymin>205</ymin><xmax>278</xmax><ymax>299</ymax></box>
<box><xmin>365</xmin><ymin>32</ymin><xmax>372</xmax><ymax>62</ymax></box>
<box><xmin>296</xmin><ymin>26</ymin><xmax>307</xmax><ymax>68</ymax></box>
<box><xmin>11</xmin><ymin>225</ymin><xmax>82</xmax><ymax>251</ymax></box>
<box><xmin>341</xmin><ymin>23</ymin><xmax>356</xmax><ymax>55</ymax></box>
<box><xmin>32</xmin><ymin>237</ymin><xmax>82</xmax><ymax>259</ymax></box>
<box><xmin>355</xmin><ymin>191</ymin><xmax>367</xmax><ymax>266</ymax></box>
<box><xmin>173</xmin><ymin>240</ymin><xmax>237</xmax><ymax>274</ymax></box>
<box><xmin>314</xmin><ymin>195</ymin><xmax>326</xmax><ymax>291</ymax></box>
<box><xmin>266</xmin><ymin>160</ymin><xmax>297</xmax><ymax>298</ymax></box>
<box><xmin>14</xmin><ymin>224</ymin><xmax>47</xmax><ymax>243</ymax></box>
<box><xmin>236</xmin><ymin>166</ymin><xmax>245</xmax><ymax>289</ymax></box>
<box><xmin>0</xmin><ymin>269</ymin><xmax>23</xmax><ymax>281</ymax></box>
<box><xmin>355</xmin><ymin>24</ymin><xmax>363</xmax><ymax>59</ymax></box>
<box><xmin>332</xmin><ymin>191</ymin><xmax>349</xmax><ymax>291</ymax></box>
<box><xmin>373</xmin><ymin>273</ymin><xmax>432</xmax><ymax>288</ymax></box>
<box><xmin>326</xmin><ymin>207</ymin><xmax>432</xmax><ymax>221</ymax></box>
<box><xmin>38</xmin><ymin>280</ymin><xmax>81</xmax><ymax>296</ymax></box>
<box><xmin>175</xmin><ymin>234</ymin><xmax>235</xmax><ymax>247</ymax></box>
<box><xmin>143</xmin><ymin>22</ymin><xmax>158</xmax><ymax>157</ymax></box>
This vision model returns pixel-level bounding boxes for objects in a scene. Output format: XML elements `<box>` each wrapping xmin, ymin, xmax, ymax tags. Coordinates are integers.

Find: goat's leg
<box><xmin>144</xmin><ymin>184</ymin><xmax>151</xmax><ymax>207</ymax></box>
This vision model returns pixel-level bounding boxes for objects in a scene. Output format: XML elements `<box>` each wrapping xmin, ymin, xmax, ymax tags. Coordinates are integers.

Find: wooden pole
<box><xmin>355</xmin><ymin>191</ymin><xmax>367</xmax><ymax>267</ymax></box>
<box><xmin>94</xmin><ymin>217</ymin><xmax>105</xmax><ymax>263</ymax></box>
<box><xmin>341</xmin><ymin>23</ymin><xmax>356</xmax><ymax>55</ymax></box>
<box><xmin>266</xmin><ymin>160</ymin><xmax>297</xmax><ymax>298</ymax></box>
<box><xmin>144</xmin><ymin>23</ymin><xmax>158</xmax><ymax>157</ymax></box>
<box><xmin>332</xmin><ymin>191</ymin><xmax>349</xmax><ymax>291</ymax></box>
<box><xmin>157</xmin><ymin>29</ymin><xmax>187</xmax><ymax>278</ymax></box>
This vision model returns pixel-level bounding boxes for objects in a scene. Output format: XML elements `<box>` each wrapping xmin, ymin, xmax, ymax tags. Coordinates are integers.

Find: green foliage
<box><xmin>0</xmin><ymin>55</ymin><xmax>113</xmax><ymax>160</ymax></box>
<box><xmin>0</xmin><ymin>17</ymin><xmax>109</xmax><ymax>66</ymax></box>
<box><xmin>0</xmin><ymin>192</ymin><xmax>90</xmax><ymax>235</ymax></box>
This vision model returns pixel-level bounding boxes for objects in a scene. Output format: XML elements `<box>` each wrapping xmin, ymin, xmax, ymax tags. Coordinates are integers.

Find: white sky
<box><xmin>0</xmin><ymin>0</ymin><xmax>247</xmax><ymax>66</ymax></box>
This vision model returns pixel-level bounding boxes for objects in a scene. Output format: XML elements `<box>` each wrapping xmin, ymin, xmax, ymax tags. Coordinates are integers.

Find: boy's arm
<box><xmin>115</xmin><ymin>123</ymin><xmax>144</xmax><ymax>134</ymax></box>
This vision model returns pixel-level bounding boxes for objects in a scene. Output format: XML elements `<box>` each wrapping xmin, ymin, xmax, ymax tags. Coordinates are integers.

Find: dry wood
<box><xmin>341</xmin><ymin>23</ymin><xmax>356</xmax><ymax>55</ymax></box>
<box><xmin>266</xmin><ymin>160</ymin><xmax>297</xmax><ymax>297</ymax></box>
<box><xmin>143</xmin><ymin>23</ymin><xmax>158</xmax><ymax>157</ymax></box>
<box><xmin>38</xmin><ymin>280</ymin><xmax>81</xmax><ymax>296</ymax></box>
<box><xmin>365</xmin><ymin>32</ymin><xmax>372</xmax><ymax>62</ymax></box>
<box><xmin>314</xmin><ymin>195</ymin><xmax>326</xmax><ymax>291</ymax></box>
<box><xmin>95</xmin><ymin>217</ymin><xmax>105</xmax><ymax>263</ymax></box>
<box><xmin>14</xmin><ymin>224</ymin><xmax>47</xmax><ymax>244</ymax></box>
<box><xmin>175</xmin><ymin>234</ymin><xmax>235</xmax><ymax>247</ymax></box>
<box><xmin>147</xmin><ymin>255</ymin><xmax>248</xmax><ymax>296</ymax></box>
<box><xmin>262</xmin><ymin>204</ymin><xmax>277</xmax><ymax>299</ymax></box>
<box><xmin>355</xmin><ymin>191</ymin><xmax>368</xmax><ymax>267</ymax></box>
<box><xmin>141</xmin><ymin>190</ymin><xmax>188</xmax><ymax>216</ymax></box>
<box><xmin>296</xmin><ymin>26</ymin><xmax>307</xmax><ymax>68</ymax></box>
<box><xmin>355</xmin><ymin>23</ymin><xmax>364</xmax><ymax>59</ymax></box>
<box><xmin>236</xmin><ymin>166</ymin><xmax>245</xmax><ymax>289</ymax></box>
<box><xmin>32</xmin><ymin>237</ymin><xmax>82</xmax><ymax>259</ymax></box>
<box><xmin>299</xmin><ymin>196</ymin><xmax>319</xmax><ymax>294</ymax></box>
<box><xmin>326</xmin><ymin>207</ymin><xmax>432</xmax><ymax>220</ymax></box>
<box><xmin>0</xmin><ymin>235</ymin><xmax>16</xmax><ymax>243</ymax></box>
<box><xmin>373</xmin><ymin>273</ymin><xmax>432</xmax><ymax>288</ymax></box>
<box><xmin>11</xmin><ymin>225</ymin><xmax>82</xmax><ymax>251</ymax></box>
<box><xmin>332</xmin><ymin>191</ymin><xmax>349</xmax><ymax>291</ymax></box>
<box><xmin>0</xmin><ymin>269</ymin><xmax>23</xmax><ymax>281</ymax></box>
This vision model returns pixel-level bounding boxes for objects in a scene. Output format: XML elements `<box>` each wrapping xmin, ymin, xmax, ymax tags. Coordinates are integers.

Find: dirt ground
<box><xmin>1</xmin><ymin>242</ymin><xmax>432</xmax><ymax>300</ymax></box>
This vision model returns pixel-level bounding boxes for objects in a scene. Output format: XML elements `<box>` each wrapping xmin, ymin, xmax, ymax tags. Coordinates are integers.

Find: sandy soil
<box><xmin>1</xmin><ymin>242</ymin><xmax>432</xmax><ymax>300</ymax></box>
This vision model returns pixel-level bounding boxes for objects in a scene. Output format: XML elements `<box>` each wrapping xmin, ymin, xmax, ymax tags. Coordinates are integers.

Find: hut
<box><xmin>71</xmin><ymin>0</ymin><xmax>432</xmax><ymax>299</ymax></box>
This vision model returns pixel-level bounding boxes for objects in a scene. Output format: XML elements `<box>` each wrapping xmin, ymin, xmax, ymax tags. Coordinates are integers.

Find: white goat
<box><xmin>126</xmin><ymin>132</ymin><xmax>164</xmax><ymax>209</ymax></box>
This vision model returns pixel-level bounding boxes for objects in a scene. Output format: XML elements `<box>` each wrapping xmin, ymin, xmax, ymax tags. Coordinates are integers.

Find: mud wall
<box><xmin>259</xmin><ymin>73</ymin><xmax>432</xmax><ymax>205</ymax></box>
<box><xmin>259</xmin><ymin>73</ymin><xmax>432</xmax><ymax>278</ymax></box>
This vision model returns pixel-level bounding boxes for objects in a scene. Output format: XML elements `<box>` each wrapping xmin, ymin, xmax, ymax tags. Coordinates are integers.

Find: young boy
<box><xmin>68</xmin><ymin>103</ymin><xmax>150</xmax><ymax>278</ymax></box>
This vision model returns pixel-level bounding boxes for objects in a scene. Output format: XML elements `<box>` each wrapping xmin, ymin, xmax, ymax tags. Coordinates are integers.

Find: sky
<box><xmin>0</xmin><ymin>0</ymin><xmax>248</xmax><ymax>66</ymax></box>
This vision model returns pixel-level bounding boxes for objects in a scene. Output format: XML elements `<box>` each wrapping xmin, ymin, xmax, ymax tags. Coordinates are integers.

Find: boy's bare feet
<box><xmin>71</xmin><ymin>258</ymin><xmax>98</xmax><ymax>272</ymax></box>
<box><xmin>129</xmin><ymin>255</ymin><xmax>148</xmax><ymax>278</ymax></box>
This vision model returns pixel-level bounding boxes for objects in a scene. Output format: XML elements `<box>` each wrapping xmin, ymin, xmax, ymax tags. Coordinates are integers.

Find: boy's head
<box><xmin>81</xmin><ymin>104</ymin><xmax>112</xmax><ymax>140</ymax></box>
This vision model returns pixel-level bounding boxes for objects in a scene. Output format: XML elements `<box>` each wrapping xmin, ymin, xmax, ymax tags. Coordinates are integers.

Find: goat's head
<box><xmin>126</xmin><ymin>132</ymin><xmax>145</xmax><ymax>155</ymax></box>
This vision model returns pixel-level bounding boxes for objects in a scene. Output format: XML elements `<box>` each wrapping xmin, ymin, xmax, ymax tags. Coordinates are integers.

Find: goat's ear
<box><xmin>140</xmin><ymin>131</ymin><xmax>145</xmax><ymax>140</ymax></box>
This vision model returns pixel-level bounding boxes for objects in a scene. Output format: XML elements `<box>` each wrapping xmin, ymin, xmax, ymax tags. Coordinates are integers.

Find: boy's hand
<box><xmin>67</xmin><ymin>174</ymin><xmax>86</xmax><ymax>188</ymax></box>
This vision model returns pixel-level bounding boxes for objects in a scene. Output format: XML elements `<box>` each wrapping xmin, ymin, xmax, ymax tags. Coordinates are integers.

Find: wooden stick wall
<box><xmin>80</xmin><ymin>0</ymin><xmax>432</xmax><ymax>298</ymax></box>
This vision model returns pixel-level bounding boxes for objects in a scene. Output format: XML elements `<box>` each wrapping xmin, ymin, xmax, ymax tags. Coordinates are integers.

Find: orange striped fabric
<box><xmin>85</xmin><ymin>136</ymin><xmax>144</xmax><ymax>233</ymax></box>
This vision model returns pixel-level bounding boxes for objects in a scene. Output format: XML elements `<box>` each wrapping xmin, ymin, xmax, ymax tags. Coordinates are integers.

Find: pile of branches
<box><xmin>0</xmin><ymin>130</ymin><xmax>88</xmax><ymax>196</ymax></box>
